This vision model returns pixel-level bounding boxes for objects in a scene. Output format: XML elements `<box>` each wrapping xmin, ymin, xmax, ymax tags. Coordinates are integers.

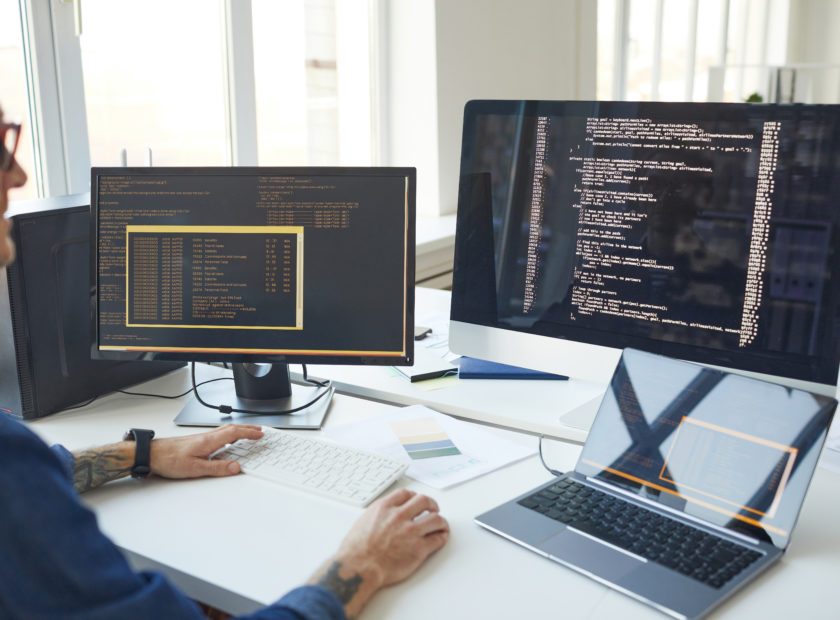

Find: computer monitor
<box><xmin>0</xmin><ymin>193</ymin><xmax>183</xmax><ymax>420</ymax></box>
<box><xmin>92</xmin><ymin>167</ymin><xmax>415</xmax><ymax>427</ymax></box>
<box><xmin>450</xmin><ymin>100</ymin><xmax>840</xmax><ymax>398</ymax></box>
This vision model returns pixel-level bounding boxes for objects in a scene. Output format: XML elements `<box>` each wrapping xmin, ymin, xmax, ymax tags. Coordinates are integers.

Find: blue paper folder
<box><xmin>457</xmin><ymin>357</ymin><xmax>569</xmax><ymax>380</ymax></box>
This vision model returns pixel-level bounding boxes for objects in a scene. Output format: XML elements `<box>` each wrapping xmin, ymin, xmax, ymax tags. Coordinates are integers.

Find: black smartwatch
<box><xmin>123</xmin><ymin>428</ymin><xmax>155</xmax><ymax>479</ymax></box>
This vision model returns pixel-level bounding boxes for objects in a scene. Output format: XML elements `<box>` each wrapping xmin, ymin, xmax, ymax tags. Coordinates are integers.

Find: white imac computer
<box><xmin>450</xmin><ymin>100</ymin><xmax>840</xmax><ymax>426</ymax></box>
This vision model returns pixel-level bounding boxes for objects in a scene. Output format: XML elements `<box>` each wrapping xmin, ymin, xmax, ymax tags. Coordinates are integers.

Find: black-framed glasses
<box><xmin>1</xmin><ymin>121</ymin><xmax>22</xmax><ymax>172</ymax></box>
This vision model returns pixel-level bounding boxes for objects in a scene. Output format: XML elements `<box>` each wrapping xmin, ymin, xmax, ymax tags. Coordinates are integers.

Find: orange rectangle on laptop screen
<box><xmin>659</xmin><ymin>417</ymin><xmax>797</xmax><ymax>519</ymax></box>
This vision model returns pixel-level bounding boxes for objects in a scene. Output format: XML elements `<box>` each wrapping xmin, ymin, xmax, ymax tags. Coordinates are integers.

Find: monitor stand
<box><xmin>174</xmin><ymin>363</ymin><xmax>334</xmax><ymax>430</ymax></box>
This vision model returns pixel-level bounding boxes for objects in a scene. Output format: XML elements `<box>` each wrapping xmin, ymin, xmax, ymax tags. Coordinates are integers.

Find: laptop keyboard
<box><xmin>518</xmin><ymin>478</ymin><xmax>763</xmax><ymax>589</ymax></box>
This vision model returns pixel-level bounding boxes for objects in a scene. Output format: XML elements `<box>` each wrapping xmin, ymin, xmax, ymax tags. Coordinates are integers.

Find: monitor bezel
<box><xmin>451</xmin><ymin>99</ymin><xmax>840</xmax><ymax>386</ymax></box>
<box><xmin>90</xmin><ymin>166</ymin><xmax>416</xmax><ymax>366</ymax></box>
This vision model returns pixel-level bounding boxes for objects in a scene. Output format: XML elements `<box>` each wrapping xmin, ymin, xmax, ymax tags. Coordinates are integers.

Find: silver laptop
<box><xmin>476</xmin><ymin>348</ymin><xmax>837</xmax><ymax>619</ymax></box>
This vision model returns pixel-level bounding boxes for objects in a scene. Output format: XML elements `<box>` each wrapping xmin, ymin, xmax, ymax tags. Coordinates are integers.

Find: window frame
<box><xmin>17</xmin><ymin>0</ymin><xmax>383</xmax><ymax>198</ymax></box>
<box><xmin>601</xmin><ymin>0</ymin><xmax>727</xmax><ymax>103</ymax></box>
<box><xmin>20</xmin><ymin>0</ymin><xmax>90</xmax><ymax>196</ymax></box>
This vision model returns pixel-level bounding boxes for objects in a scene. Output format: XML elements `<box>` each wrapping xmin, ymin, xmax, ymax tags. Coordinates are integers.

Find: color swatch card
<box><xmin>390</xmin><ymin>417</ymin><xmax>462</xmax><ymax>459</ymax></box>
<box><xmin>324</xmin><ymin>405</ymin><xmax>536</xmax><ymax>489</ymax></box>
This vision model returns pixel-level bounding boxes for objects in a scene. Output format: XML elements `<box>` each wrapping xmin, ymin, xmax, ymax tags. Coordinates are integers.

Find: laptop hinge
<box><xmin>585</xmin><ymin>475</ymin><xmax>762</xmax><ymax>546</ymax></box>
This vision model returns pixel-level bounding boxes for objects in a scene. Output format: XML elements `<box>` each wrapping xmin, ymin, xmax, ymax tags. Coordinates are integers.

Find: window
<box><xmin>598</xmin><ymin>0</ymin><xmax>791</xmax><ymax>103</ymax></box>
<box><xmin>6</xmin><ymin>0</ymin><xmax>378</xmax><ymax>198</ymax></box>
<box><xmin>0</xmin><ymin>1</ymin><xmax>36</xmax><ymax>199</ymax></box>
<box><xmin>252</xmin><ymin>0</ymin><xmax>310</xmax><ymax>165</ymax></box>
<box><xmin>252</xmin><ymin>0</ymin><xmax>374</xmax><ymax>166</ymax></box>
<box><xmin>79</xmin><ymin>0</ymin><xmax>229</xmax><ymax>166</ymax></box>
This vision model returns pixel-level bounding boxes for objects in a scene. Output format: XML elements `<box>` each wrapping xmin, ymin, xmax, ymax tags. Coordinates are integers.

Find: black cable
<box><xmin>302</xmin><ymin>364</ymin><xmax>329</xmax><ymax>388</ymax></box>
<box><xmin>59</xmin><ymin>377</ymin><xmax>232</xmax><ymax>413</ymax></box>
<box><xmin>63</xmin><ymin>395</ymin><xmax>100</xmax><ymax>411</ymax></box>
<box><xmin>190</xmin><ymin>362</ymin><xmax>332</xmax><ymax>416</ymax></box>
<box><xmin>538</xmin><ymin>435</ymin><xmax>563</xmax><ymax>477</ymax></box>
<box><xmin>118</xmin><ymin>377</ymin><xmax>232</xmax><ymax>400</ymax></box>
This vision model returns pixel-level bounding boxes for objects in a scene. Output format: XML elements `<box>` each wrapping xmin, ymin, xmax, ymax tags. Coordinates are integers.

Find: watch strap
<box><xmin>123</xmin><ymin>428</ymin><xmax>155</xmax><ymax>478</ymax></box>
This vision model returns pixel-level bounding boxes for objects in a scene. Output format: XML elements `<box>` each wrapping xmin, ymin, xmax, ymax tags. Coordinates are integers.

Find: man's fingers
<box><xmin>222</xmin><ymin>424</ymin><xmax>263</xmax><ymax>432</ymax></box>
<box><xmin>204</xmin><ymin>425</ymin><xmax>264</xmax><ymax>450</ymax></box>
<box><xmin>397</xmin><ymin>493</ymin><xmax>439</xmax><ymax>520</ymax></box>
<box><xmin>379</xmin><ymin>488</ymin><xmax>416</xmax><ymax>508</ymax></box>
<box><xmin>414</xmin><ymin>513</ymin><xmax>449</xmax><ymax>536</ymax></box>
<box><xmin>195</xmin><ymin>458</ymin><xmax>241</xmax><ymax>477</ymax></box>
<box><xmin>422</xmin><ymin>530</ymin><xmax>449</xmax><ymax>555</ymax></box>
<box><xmin>214</xmin><ymin>424</ymin><xmax>264</xmax><ymax>439</ymax></box>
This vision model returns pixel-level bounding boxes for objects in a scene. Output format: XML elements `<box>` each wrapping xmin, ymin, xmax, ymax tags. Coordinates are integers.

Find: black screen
<box><xmin>93</xmin><ymin>168</ymin><xmax>414</xmax><ymax>364</ymax></box>
<box><xmin>452</xmin><ymin>101</ymin><xmax>840</xmax><ymax>383</ymax></box>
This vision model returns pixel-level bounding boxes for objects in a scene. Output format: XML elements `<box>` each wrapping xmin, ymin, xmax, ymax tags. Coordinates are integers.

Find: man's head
<box><xmin>0</xmin><ymin>104</ymin><xmax>28</xmax><ymax>267</ymax></box>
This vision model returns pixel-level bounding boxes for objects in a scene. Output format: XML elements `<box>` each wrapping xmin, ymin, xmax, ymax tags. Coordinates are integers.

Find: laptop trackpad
<box><xmin>542</xmin><ymin>527</ymin><xmax>644</xmax><ymax>582</ymax></box>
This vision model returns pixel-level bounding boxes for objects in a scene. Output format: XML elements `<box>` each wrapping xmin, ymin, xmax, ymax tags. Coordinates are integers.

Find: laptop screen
<box><xmin>577</xmin><ymin>349</ymin><xmax>836</xmax><ymax>548</ymax></box>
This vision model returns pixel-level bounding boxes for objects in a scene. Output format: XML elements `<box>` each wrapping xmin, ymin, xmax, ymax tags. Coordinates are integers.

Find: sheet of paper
<box><xmin>324</xmin><ymin>405</ymin><xmax>536</xmax><ymax>489</ymax></box>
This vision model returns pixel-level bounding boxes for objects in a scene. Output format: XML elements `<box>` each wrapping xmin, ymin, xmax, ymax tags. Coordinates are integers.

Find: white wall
<box><xmin>786</xmin><ymin>0</ymin><xmax>840</xmax><ymax>64</ymax></box>
<box><xmin>385</xmin><ymin>1</ymin><xmax>441</xmax><ymax>216</ymax></box>
<box><xmin>785</xmin><ymin>0</ymin><xmax>840</xmax><ymax>103</ymax></box>
<box><xmin>386</xmin><ymin>0</ymin><xmax>597</xmax><ymax>217</ymax></box>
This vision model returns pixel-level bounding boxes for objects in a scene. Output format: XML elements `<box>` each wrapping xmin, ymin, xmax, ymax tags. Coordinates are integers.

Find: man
<box><xmin>0</xmin><ymin>108</ymin><xmax>449</xmax><ymax>619</ymax></box>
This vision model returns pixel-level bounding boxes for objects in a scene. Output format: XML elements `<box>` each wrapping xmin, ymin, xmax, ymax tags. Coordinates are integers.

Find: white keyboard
<box><xmin>212</xmin><ymin>426</ymin><xmax>407</xmax><ymax>507</ymax></box>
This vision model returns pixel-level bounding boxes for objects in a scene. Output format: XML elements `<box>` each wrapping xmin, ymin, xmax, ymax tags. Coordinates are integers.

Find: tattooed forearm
<box><xmin>316</xmin><ymin>560</ymin><xmax>363</xmax><ymax>606</ymax></box>
<box><xmin>72</xmin><ymin>443</ymin><xmax>134</xmax><ymax>494</ymax></box>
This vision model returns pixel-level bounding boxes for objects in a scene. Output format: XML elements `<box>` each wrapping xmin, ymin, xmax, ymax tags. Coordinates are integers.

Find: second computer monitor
<box><xmin>451</xmin><ymin>101</ymin><xmax>840</xmax><ymax>392</ymax></box>
<box><xmin>92</xmin><ymin>167</ymin><xmax>414</xmax><ymax>365</ymax></box>
<box><xmin>92</xmin><ymin>167</ymin><xmax>415</xmax><ymax>426</ymax></box>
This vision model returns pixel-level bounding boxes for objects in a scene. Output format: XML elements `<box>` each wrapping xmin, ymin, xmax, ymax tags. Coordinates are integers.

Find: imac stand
<box><xmin>174</xmin><ymin>363</ymin><xmax>334</xmax><ymax>430</ymax></box>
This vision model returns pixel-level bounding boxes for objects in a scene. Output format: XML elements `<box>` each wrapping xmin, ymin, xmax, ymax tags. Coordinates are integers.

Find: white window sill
<box><xmin>416</xmin><ymin>214</ymin><xmax>456</xmax><ymax>288</ymax></box>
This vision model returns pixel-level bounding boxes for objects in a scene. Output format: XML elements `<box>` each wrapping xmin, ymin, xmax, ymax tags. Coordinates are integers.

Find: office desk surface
<box><xmin>28</xmin><ymin>367</ymin><xmax>840</xmax><ymax>620</ymax></box>
<box><xmin>295</xmin><ymin>287</ymin><xmax>606</xmax><ymax>443</ymax></box>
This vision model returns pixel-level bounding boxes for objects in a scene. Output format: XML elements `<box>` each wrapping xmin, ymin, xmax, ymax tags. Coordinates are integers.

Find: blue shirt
<box><xmin>0</xmin><ymin>415</ymin><xmax>346</xmax><ymax>620</ymax></box>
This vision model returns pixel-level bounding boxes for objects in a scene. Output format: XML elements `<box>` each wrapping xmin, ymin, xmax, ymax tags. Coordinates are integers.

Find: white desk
<box><xmin>28</xmin><ymin>365</ymin><xmax>840</xmax><ymax>620</ymax></box>
<box><xmin>293</xmin><ymin>287</ymin><xmax>607</xmax><ymax>443</ymax></box>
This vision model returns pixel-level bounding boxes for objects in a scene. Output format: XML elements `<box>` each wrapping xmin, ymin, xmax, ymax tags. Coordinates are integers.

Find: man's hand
<box><xmin>310</xmin><ymin>488</ymin><xmax>449</xmax><ymax>617</ymax></box>
<box><xmin>72</xmin><ymin>425</ymin><xmax>264</xmax><ymax>494</ymax></box>
<box><xmin>150</xmin><ymin>425</ymin><xmax>264</xmax><ymax>479</ymax></box>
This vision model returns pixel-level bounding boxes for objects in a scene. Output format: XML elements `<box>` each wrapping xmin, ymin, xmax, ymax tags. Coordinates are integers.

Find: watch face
<box><xmin>131</xmin><ymin>464</ymin><xmax>152</xmax><ymax>477</ymax></box>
